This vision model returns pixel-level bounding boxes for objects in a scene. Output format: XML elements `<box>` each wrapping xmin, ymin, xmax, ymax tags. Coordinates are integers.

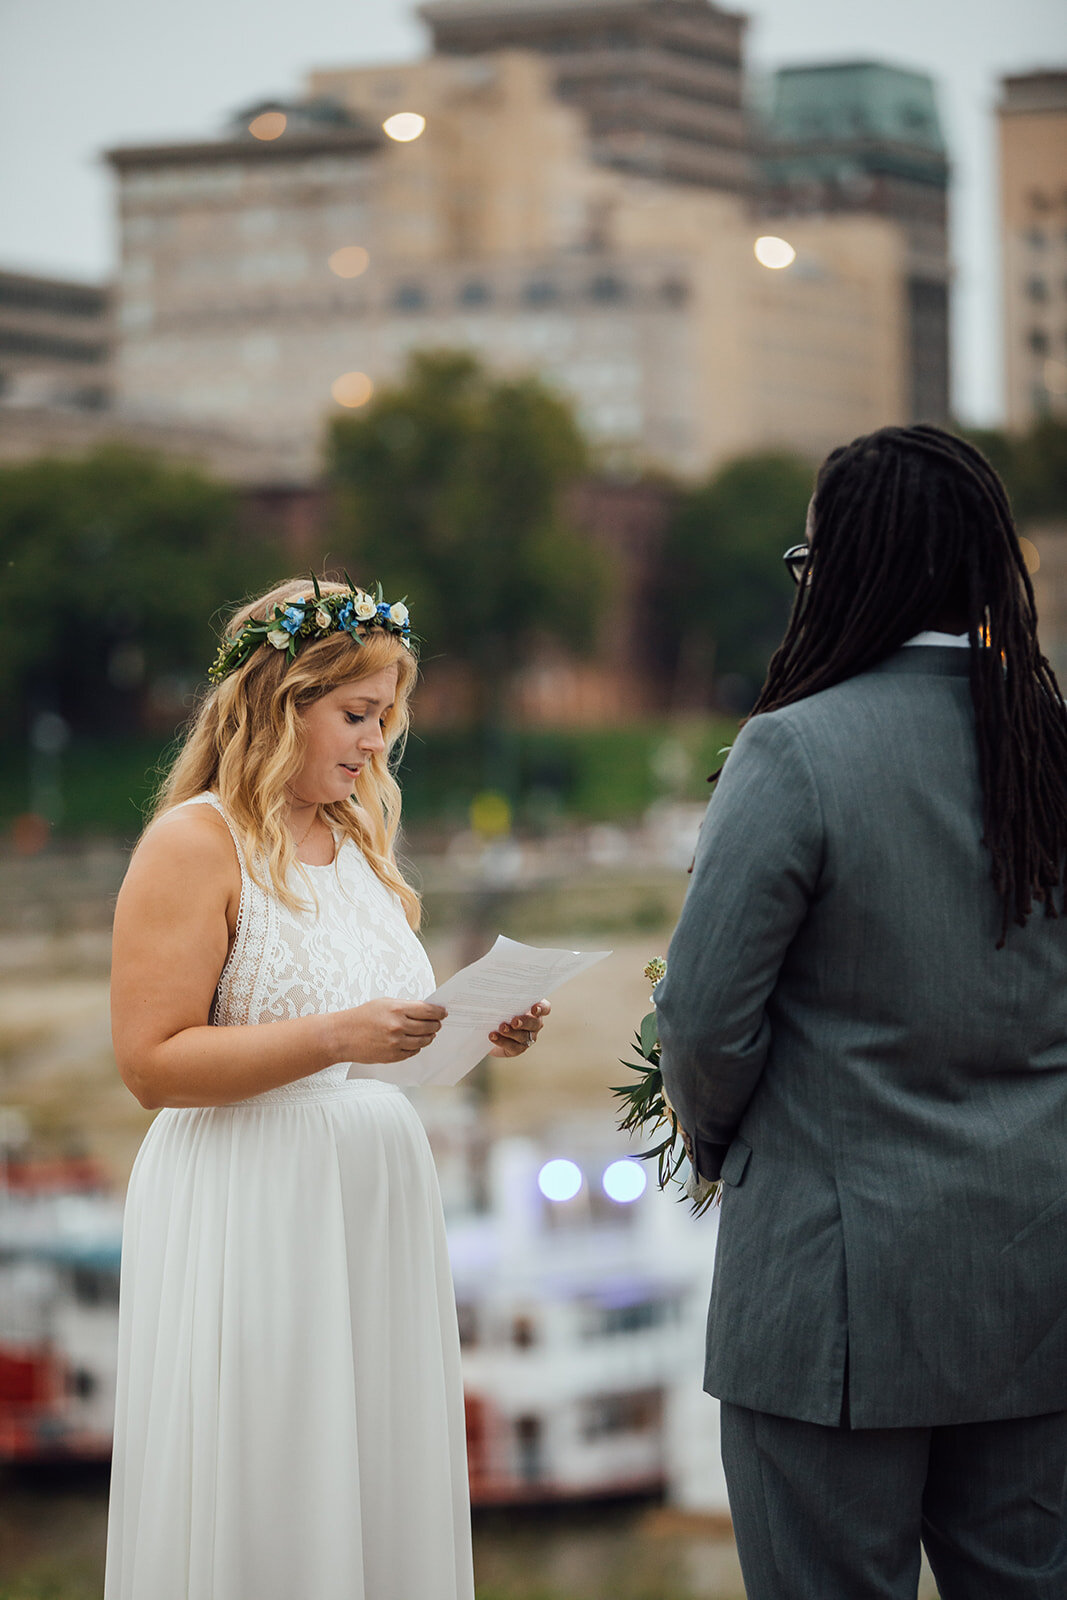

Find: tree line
<box><xmin>1</xmin><ymin>348</ymin><xmax>1064</xmax><ymax>745</ymax></box>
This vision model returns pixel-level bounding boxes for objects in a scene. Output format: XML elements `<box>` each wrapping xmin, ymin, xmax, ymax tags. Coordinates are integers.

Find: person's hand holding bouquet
<box><xmin>611</xmin><ymin>959</ymin><xmax>720</xmax><ymax>1214</ymax></box>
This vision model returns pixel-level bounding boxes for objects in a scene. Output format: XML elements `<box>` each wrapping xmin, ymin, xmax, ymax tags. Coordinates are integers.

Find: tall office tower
<box><xmin>419</xmin><ymin>0</ymin><xmax>750</xmax><ymax>193</ymax></box>
<box><xmin>759</xmin><ymin>62</ymin><xmax>951</xmax><ymax>425</ymax></box>
<box><xmin>998</xmin><ymin>70</ymin><xmax>1067</xmax><ymax>429</ymax></box>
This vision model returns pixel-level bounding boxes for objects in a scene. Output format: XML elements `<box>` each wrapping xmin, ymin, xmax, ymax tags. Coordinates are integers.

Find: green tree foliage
<box><xmin>327</xmin><ymin>350</ymin><xmax>608</xmax><ymax>719</ymax></box>
<box><xmin>662</xmin><ymin>450</ymin><xmax>813</xmax><ymax>703</ymax></box>
<box><xmin>0</xmin><ymin>446</ymin><xmax>272</xmax><ymax>735</ymax></box>
<box><xmin>961</xmin><ymin>417</ymin><xmax>1067</xmax><ymax>524</ymax></box>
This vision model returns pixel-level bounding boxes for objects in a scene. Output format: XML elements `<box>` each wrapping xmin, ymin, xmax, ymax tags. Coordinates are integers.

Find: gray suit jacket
<box><xmin>657</xmin><ymin>648</ymin><xmax>1067</xmax><ymax>1428</ymax></box>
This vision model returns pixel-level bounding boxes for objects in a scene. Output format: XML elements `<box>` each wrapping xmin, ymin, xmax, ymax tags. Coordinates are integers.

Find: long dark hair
<box><xmin>749</xmin><ymin>424</ymin><xmax>1067</xmax><ymax>944</ymax></box>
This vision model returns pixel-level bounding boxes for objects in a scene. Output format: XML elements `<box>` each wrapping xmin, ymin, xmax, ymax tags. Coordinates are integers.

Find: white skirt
<box><xmin>104</xmin><ymin>1079</ymin><xmax>474</xmax><ymax>1600</ymax></box>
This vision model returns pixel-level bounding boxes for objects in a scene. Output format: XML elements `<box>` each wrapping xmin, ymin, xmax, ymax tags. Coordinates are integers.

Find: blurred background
<box><xmin>1</xmin><ymin>0</ymin><xmax>1065</xmax><ymax>1595</ymax></box>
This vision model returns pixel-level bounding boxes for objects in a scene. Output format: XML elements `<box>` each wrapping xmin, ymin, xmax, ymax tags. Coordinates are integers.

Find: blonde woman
<box><xmin>104</xmin><ymin>578</ymin><xmax>547</xmax><ymax>1600</ymax></box>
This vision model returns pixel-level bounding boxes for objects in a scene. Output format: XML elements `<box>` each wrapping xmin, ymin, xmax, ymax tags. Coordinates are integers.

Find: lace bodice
<box><xmin>180</xmin><ymin>793</ymin><xmax>435</xmax><ymax>1101</ymax></box>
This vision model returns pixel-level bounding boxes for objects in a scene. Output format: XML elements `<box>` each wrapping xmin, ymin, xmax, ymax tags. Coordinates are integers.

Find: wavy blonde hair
<box><xmin>152</xmin><ymin>577</ymin><xmax>421</xmax><ymax>928</ymax></box>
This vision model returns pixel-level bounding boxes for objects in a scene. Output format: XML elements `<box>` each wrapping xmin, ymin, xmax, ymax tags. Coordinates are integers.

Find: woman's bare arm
<box><xmin>110</xmin><ymin>806</ymin><xmax>444</xmax><ymax>1110</ymax></box>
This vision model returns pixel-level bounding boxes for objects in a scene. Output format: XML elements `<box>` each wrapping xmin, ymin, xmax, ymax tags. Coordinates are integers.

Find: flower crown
<box><xmin>208</xmin><ymin>575</ymin><xmax>413</xmax><ymax>685</ymax></box>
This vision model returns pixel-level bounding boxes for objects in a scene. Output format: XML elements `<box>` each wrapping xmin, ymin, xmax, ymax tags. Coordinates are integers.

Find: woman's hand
<box><xmin>341</xmin><ymin>999</ymin><xmax>448</xmax><ymax>1063</ymax></box>
<box><xmin>488</xmin><ymin>1000</ymin><xmax>551</xmax><ymax>1058</ymax></box>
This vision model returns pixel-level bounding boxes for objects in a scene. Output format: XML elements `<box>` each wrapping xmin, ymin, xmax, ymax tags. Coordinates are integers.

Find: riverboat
<box><xmin>0</xmin><ymin>1149</ymin><xmax>122</xmax><ymax>1461</ymax></box>
<box><xmin>0</xmin><ymin>1118</ymin><xmax>729</xmax><ymax>1512</ymax></box>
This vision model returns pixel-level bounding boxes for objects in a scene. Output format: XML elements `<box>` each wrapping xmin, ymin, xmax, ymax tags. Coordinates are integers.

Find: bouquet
<box><xmin>611</xmin><ymin>958</ymin><xmax>720</xmax><ymax>1215</ymax></box>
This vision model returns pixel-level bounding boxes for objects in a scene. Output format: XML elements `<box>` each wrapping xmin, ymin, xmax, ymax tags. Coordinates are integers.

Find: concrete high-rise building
<box><xmin>0</xmin><ymin>264</ymin><xmax>287</xmax><ymax>483</ymax></box>
<box><xmin>106</xmin><ymin>100</ymin><xmax>384</xmax><ymax>480</ymax></box>
<box><xmin>107</xmin><ymin>50</ymin><xmax>910</xmax><ymax>482</ymax></box>
<box><xmin>0</xmin><ymin>268</ymin><xmax>111</xmax><ymax>411</ymax></box>
<box><xmin>419</xmin><ymin>0</ymin><xmax>750</xmax><ymax>193</ymax></box>
<box><xmin>998</xmin><ymin>70</ymin><xmax>1067</xmax><ymax>429</ymax></box>
<box><xmin>759</xmin><ymin>62</ymin><xmax>951</xmax><ymax>425</ymax></box>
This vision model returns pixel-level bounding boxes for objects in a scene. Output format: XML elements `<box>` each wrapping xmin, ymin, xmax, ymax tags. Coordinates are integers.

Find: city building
<box><xmin>997</xmin><ymin>70</ymin><xmax>1067</xmax><ymax>429</ymax></box>
<box><xmin>0</xmin><ymin>265</ymin><xmax>287</xmax><ymax>484</ymax></box>
<box><xmin>107</xmin><ymin>50</ymin><xmax>909</xmax><ymax>481</ymax></box>
<box><xmin>0</xmin><ymin>268</ymin><xmax>112</xmax><ymax>411</ymax></box>
<box><xmin>759</xmin><ymin>62</ymin><xmax>951</xmax><ymax>424</ymax></box>
<box><xmin>419</xmin><ymin>0</ymin><xmax>751</xmax><ymax>193</ymax></box>
<box><xmin>106</xmin><ymin>99</ymin><xmax>385</xmax><ymax>482</ymax></box>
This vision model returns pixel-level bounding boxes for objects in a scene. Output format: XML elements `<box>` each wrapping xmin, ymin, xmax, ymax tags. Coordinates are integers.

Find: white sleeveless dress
<box><xmin>104</xmin><ymin>793</ymin><xmax>474</xmax><ymax>1600</ymax></box>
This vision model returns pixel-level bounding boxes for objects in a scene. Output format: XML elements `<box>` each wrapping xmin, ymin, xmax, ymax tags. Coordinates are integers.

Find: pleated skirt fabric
<box><xmin>104</xmin><ymin>1080</ymin><xmax>474</xmax><ymax>1600</ymax></box>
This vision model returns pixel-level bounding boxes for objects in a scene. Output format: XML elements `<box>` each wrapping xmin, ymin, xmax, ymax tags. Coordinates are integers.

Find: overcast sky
<box><xmin>1</xmin><ymin>0</ymin><xmax>1064</xmax><ymax>424</ymax></box>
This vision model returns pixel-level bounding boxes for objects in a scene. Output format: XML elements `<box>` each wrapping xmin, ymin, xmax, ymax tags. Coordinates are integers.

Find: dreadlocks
<box><xmin>749</xmin><ymin>423</ymin><xmax>1067</xmax><ymax>946</ymax></box>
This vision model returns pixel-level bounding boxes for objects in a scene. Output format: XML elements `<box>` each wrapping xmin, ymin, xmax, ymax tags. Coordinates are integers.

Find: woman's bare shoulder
<box><xmin>124</xmin><ymin>800</ymin><xmax>239</xmax><ymax>892</ymax></box>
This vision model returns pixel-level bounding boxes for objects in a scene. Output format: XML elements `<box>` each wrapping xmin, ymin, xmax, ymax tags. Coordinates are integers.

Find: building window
<box><xmin>511</xmin><ymin>1314</ymin><xmax>537</xmax><ymax>1349</ymax></box>
<box><xmin>0</xmin><ymin>281</ymin><xmax>104</xmax><ymax>317</ymax></box>
<box><xmin>899</xmin><ymin>102</ymin><xmax>931</xmax><ymax>133</ymax></box>
<box><xmin>458</xmin><ymin>280</ymin><xmax>491</xmax><ymax>307</ymax></box>
<box><xmin>71</xmin><ymin>1268</ymin><xmax>120</xmax><ymax>1307</ymax></box>
<box><xmin>1026</xmin><ymin>277</ymin><xmax>1049</xmax><ymax>303</ymax></box>
<box><xmin>0</xmin><ymin>328</ymin><xmax>108</xmax><ymax>363</ymax></box>
<box><xmin>581</xmin><ymin>1388</ymin><xmax>664</xmax><ymax>1440</ymax></box>
<box><xmin>1028</xmin><ymin>328</ymin><xmax>1050</xmax><ymax>355</ymax></box>
<box><xmin>1028</xmin><ymin>189</ymin><xmax>1051</xmax><ymax>212</ymax></box>
<box><xmin>579</xmin><ymin>1297</ymin><xmax>678</xmax><ymax>1339</ymax></box>
<box><xmin>589</xmin><ymin>274</ymin><xmax>626</xmax><ymax>303</ymax></box>
<box><xmin>392</xmin><ymin>283</ymin><xmax>428</xmax><ymax>311</ymax></box>
<box><xmin>515</xmin><ymin>1415</ymin><xmax>543</xmax><ymax>1483</ymax></box>
<box><xmin>523</xmin><ymin>279</ymin><xmax>560</xmax><ymax>307</ymax></box>
<box><xmin>1025</xmin><ymin>227</ymin><xmax>1047</xmax><ymax>249</ymax></box>
<box><xmin>659</xmin><ymin>278</ymin><xmax>690</xmax><ymax>307</ymax></box>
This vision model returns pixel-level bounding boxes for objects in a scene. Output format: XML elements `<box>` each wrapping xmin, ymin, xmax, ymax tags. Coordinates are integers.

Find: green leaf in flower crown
<box><xmin>639</xmin><ymin>1010</ymin><xmax>659</xmax><ymax>1059</ymax></box>
<box><xmin>311</xmin><ymin>571</ymin><xmax>322</xmax><ymax>601</ymax></box>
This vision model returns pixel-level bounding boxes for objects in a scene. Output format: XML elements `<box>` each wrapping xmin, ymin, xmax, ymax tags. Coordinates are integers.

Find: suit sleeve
<box><xmin>656</xmin><ymin>711</ymin><xmax>823</xmax><ymax>1181</ymax></box>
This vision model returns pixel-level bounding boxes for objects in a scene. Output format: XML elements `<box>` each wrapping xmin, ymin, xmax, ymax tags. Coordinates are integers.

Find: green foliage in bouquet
<box><xmin>611</xmin><ymin>960</ymin><xmax>720</xmax><ymax>1215</ymax></box>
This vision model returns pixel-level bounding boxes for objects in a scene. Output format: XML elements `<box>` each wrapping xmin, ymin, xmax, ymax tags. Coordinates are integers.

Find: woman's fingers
<box><xmin>489</xmin><ymin>1000</ymin><xmax>551</xmax><ymax>1051</ymax></box>
<box><xmin>409</xmin><ymin>1003</ymin><xmax>448</xmax><ymax>1021</ymax></box>
<box><xmin>402</xmin><ymin>1003</ymin><xmax>447</xmax><ymax>1036</ymax></box>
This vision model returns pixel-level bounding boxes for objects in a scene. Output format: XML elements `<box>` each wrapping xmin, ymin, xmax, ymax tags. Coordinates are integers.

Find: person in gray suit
<box><xmin>655</xmin><ymin>424</ymin><xmax>1067</xmax><ymax>1600</ymax></box>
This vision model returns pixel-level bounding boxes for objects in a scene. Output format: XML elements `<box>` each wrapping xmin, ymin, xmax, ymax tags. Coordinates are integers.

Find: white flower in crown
<box><xmin>389</xmin><ymin>602</ymin><xmax>409</xmax><ymax>627</ymax></box>
<box><xmin>314</xmin><ymin>606</ymin><xmax>331</xmax><ymax>630</ymax></box>
<box><xmin>352</xmin><ymin>593</ymin><xmax>377</xmax><ymax>621</ymax></box>
<box><xmin>267</xmin><ymin>628</ymin><xmax>291</xmax><ymax>650</ymax></box>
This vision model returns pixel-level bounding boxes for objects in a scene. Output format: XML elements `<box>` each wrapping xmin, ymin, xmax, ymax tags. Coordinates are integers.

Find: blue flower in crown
<box><xmin>279</xmin><ymin>605</ymin><xmax>305</xmax><ymax>635</ymax></box>
<box><xmin>376</xmin><ymin>602</ymin><xmax>391</xmax><ymax>619</ymax></box>
<box><xmin>337</xmin><ymin>600</ymin><xmax>356</xmax><ymax>633</ymax></box>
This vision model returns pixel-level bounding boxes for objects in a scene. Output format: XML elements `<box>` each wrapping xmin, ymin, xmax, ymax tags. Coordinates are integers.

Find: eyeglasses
<box><xmin>783</xmin><ymin>544</ymin><xmax>811</xmax><ymax>586</ymax></box>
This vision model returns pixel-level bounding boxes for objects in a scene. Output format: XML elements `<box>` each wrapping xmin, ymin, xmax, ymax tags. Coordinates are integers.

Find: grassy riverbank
<box><xmin>0</xmin><ymin>717</ymin><xmax>737</xmax><ymax>840</ymax></box>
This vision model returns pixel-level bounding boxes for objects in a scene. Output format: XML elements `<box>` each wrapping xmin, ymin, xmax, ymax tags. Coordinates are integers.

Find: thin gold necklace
<box><xmin>291</xmin><ymin>807</ymin><xmax>318</xmax><ymax>851</ymax></box>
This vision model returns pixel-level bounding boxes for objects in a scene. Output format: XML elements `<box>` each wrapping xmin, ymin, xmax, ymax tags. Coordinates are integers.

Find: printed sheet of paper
<box><xmin>357</xmin><ymin>936</ymin><xmax>610</xmax><ymax>1088</ymax></box>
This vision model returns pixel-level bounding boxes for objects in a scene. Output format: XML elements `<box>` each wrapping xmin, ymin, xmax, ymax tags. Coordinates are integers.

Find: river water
<box><xmin>1</xmin><ymin>1465</ymin><xmax>747</xmax><ymax>1599</ymax></box>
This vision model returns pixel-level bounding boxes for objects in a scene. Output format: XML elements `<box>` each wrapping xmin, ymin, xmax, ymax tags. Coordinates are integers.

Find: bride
<box><xmin>104</xmin><ymin>576</ymin><xmax>547</xmax><ymax>1599</ymax></box>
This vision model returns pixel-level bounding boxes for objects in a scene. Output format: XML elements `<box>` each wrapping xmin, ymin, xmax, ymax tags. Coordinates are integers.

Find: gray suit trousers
<box><xmin>720</xmin><ymin>1402</ymin><xmax>1067</xmax><ymax>1600</ymax></box>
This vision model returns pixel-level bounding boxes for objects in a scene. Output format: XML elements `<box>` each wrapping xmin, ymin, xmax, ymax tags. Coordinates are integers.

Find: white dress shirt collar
<box><xmin>902</xmin><ymin>631</ymin><xmax>970</xmax><ymax>649</ymax></box>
